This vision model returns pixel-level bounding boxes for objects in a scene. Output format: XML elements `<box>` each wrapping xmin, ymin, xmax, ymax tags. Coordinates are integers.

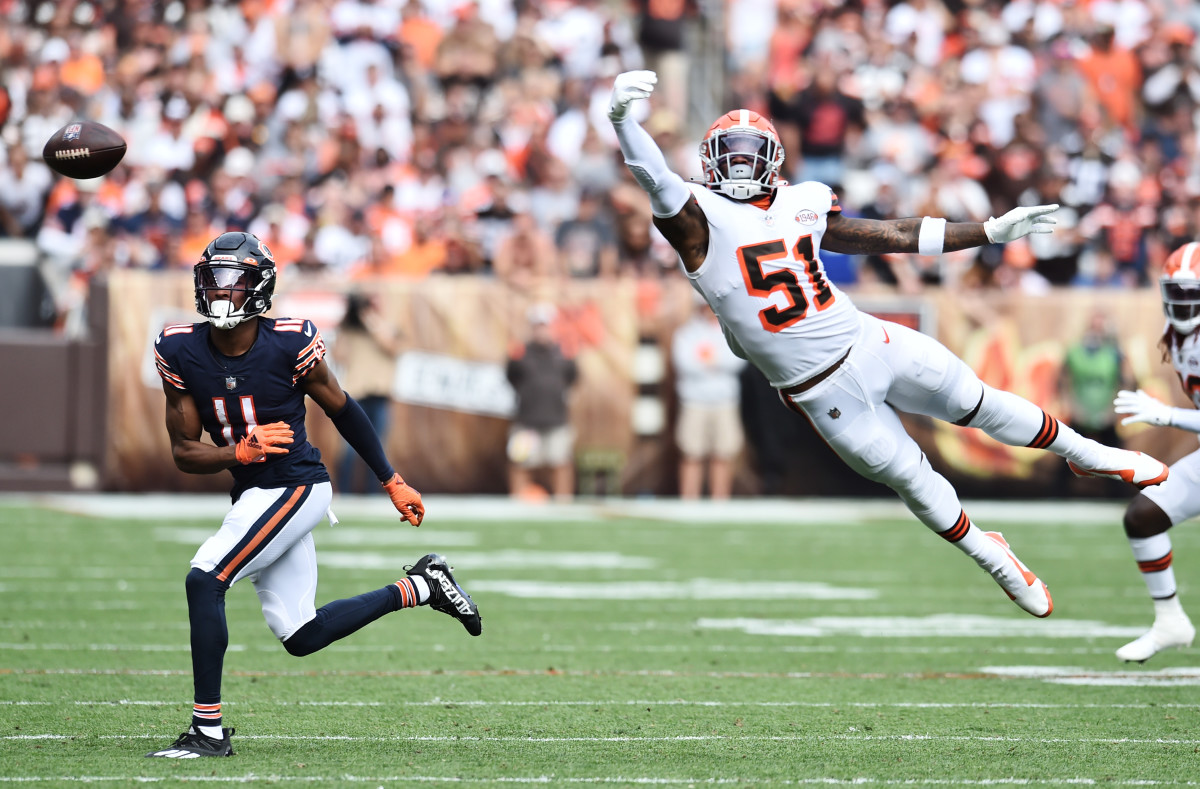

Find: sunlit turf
<box><xmin>1</xmin><ymin>497</ymin><xmax>1197</xmax><ymax>786</ymax></box>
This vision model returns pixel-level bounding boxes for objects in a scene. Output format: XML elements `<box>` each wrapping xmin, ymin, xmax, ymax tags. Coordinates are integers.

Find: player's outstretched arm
<box><xmin>302</xmin><ymin>357</ymin><xmax>424</xmax><ymax>526</ymax></box>
<box><xmin>608</xmin><ymin>70</ymin><xmax>709</xmax><ymax>272</ymax></box>
<box><xmin>822</xmin><ymin>205</ymin><xmax>1059</xmax><ymax>256</ymax></box>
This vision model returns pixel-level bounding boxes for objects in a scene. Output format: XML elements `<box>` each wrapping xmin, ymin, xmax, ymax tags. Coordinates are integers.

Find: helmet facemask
<box><xmin>194</xmin><ymin>232</ymin><xmax>277</xmax><ymax>329</ymax></box>
<box><xmin>700</xmin><ymin>127</ymin><xmax>784</xmax><ymax>201</ymax></box>
<box><xmin>194</xmin><ymin>262</ymin><xmax>274</xmax><ymax>329</ymax></box>
<box><xmin>1162</xmin><ymin>279</ymin><xmax>1200</xmax><ymax>334</ymax></box>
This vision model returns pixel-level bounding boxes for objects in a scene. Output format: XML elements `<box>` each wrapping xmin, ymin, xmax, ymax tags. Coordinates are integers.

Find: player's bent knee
<box><xmin>951</xmin><ymin>381</ymin><xmax>986</xmax><ymax>426</ymax></box>
<box><xmin>281</xmin><ymin>620</ymin><xmax>320</xmax><ymax>657</ymax></box>
<box><xmin>1124</xmin><ymin>495</ymin><xmax>1172</xmax><ymax>539</ymax></box>
<box><xmin>839</xmin><ymin>423</ymin><xmax>896</xmax><ymax>483</ymax></box>
<box><xmin>256</xmin><ymin>586</ymin><xmax>311</xmax><ymax>643</ymax></box>
<box><xmin>849</xmin><ymin>428</ymin><xmax>917</xmax><ymax>490</ymax></box>
<box><xmin>185</xmin><ymin>567</ymin><xmax>226</xmax><ymax>604</ymax></box>
<box><xmin>282</xmin><ymin>636</ymin><xmax>314</xmax><ymax>657</ymax></box>
<box><xmin>876</xmin><ymin>447</ymin><xmax>923</xmax><ymax>492</ymax></box>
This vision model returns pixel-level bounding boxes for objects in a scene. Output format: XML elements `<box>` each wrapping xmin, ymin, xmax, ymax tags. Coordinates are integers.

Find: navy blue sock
<box><xmin>283</xmin><ymin>585</ymin><xmax>405</xmax><ymax>657</ymax></box>
<box><xmin>185</xmin><ymin>568</ymin><xmax>229</xmax><ymax>732</ymax></box>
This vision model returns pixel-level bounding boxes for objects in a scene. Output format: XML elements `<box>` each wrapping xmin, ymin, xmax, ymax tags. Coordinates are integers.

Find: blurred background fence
<box><xmin>1</xmin><ymin>266</ymin><xmax>1192</xmax><ymax>497</ymax></box>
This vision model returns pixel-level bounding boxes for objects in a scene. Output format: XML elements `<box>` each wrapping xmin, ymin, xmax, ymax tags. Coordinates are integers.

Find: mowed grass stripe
<box><xmin>10</xmin><ymin>733</ymin><xmax>1200</xmax><ymax>745</ymax></box>
<box><xmin>7</xmin><ymin>699</ymin><xmax>1200</xmax><ymax>709</ymax></box>
<box><xmin>1</xmin><ymin>778</ymin><xmax>1198</xmax><ymax>787</ymax></box>
<box><xmin>7</xmin><ymin>666</ymin><xmax>1200</xmax><ymax>680</ymax></box>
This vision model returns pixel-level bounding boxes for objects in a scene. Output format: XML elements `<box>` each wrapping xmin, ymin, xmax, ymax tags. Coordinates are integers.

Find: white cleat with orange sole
<box><xmin>983</xmin><ymin>531</ymin><xmax>1053</xmax><ymax>618</ymax></box>
<box><xmin>1067</xmin><ymin>449</ymin><xmax>1169</xmax><ymax>489</ymax></box>
<box><xmin>1115</xmin><ymin>614</ymin><xmax>1195</xmax><ymax>663</ymax></box>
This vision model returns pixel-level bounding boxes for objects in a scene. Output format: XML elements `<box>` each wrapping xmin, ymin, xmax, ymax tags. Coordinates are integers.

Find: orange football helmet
<box><xmin>1162</xmin><ymin>242</ymin><xmax>1200</xmax><ymax>334</ymax></box>
<box><xmin>699</xmin><ymin>109</ymin><xmax>786</xmax><ymax>201</ymax></box>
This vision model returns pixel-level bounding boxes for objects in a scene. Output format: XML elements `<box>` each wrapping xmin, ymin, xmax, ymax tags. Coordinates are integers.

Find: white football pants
<box><xmin>781</xmin><ymin>313</ymin><xmax>1091</xmax><ymax>534</ymax></box>
<box><xmin>190</xmin><ymin>481</ymin><xmax>333</xmax><ymax>640</ymax></box>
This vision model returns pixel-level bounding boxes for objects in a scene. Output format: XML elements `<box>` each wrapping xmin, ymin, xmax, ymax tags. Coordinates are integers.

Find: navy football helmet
<box><xmin>194</xmin><ymin>232</ymin><xmax>277</xmax><ymax>329</ymax></box>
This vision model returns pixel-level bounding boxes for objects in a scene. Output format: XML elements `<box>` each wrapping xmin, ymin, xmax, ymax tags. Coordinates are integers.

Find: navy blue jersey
<box><xmin>154</xmin><ymin>317</ymin><xmax>331</xmax><ymax>501</ymax></box>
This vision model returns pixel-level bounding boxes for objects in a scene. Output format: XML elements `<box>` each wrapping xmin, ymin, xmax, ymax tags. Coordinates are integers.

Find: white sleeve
<box><xmin>1168</xmin><ymin>407</ymin><xmax>1200</xmax><ymax>433</ymax></box>
<box><xmin>611</xmin><ymin>116</ymin><xmax>693</xmax><ymax>219</ymax></box>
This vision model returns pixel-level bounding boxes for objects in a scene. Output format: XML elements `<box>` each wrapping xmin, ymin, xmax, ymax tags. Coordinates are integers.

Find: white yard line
<box><xmin>5</xmin><ymin>493</ymin><xmax>1128</xmax><ymax>526</ymax></box>
<box><xmin>0</xmin><ymin>637</ymin><xmax>1142</xmax><ymax>652</ymax></box>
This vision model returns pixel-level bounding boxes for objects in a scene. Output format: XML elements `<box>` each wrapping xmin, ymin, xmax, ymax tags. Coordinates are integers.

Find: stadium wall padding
<box><xmin>103</xmin><ymin>270</ymin><xmax>1194</xmax><ymax>497</ymax></box>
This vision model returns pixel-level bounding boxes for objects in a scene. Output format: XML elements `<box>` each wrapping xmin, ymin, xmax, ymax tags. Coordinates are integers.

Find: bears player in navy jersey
<box><xmin>146</xmin><ymin>232</ymin><xmax>482</xmax><ymax>759</ymax></box>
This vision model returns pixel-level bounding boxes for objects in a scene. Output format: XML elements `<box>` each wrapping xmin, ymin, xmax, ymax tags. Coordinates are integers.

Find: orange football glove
<box><xmin>382</xmin><ymin>472</ymin><xmax>425</xmax><ymax>527</ymax></box>
<box><xmin>234</xmin><ymin>422</ymin><xmax>294</xmax><ymax>465</ymax></box>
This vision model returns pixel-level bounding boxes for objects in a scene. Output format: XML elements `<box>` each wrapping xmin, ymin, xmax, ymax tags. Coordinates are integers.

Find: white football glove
<box><xmin>1114</xmin><ymin>388</ymin><xmax>1173</xmax><ymax>427</ymax></box>
<box><xmin>983</xmin><ymin>204</ymin><xmax>1059</xmax><ymax>244</ymax></box>
<box><xmin>608</xmin><ymin>70</ymin><xmax>657</xmax><ymax>122</ymax></box>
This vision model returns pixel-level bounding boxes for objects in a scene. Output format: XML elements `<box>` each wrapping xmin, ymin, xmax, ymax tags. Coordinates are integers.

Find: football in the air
<box><xmin>42</xmin><ymin>120</ymin><xmax>127</xmax><ymax>179</ymax></box>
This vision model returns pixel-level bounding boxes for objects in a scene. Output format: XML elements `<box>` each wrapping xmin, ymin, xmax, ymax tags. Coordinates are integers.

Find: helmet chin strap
<box><xmin>716</xmin><ymin>162</ymin><xmax>767</xmax><ymax>200</ymax></box>
<box><xmin>718</xmin><ymin>181</ymin><xmax>764</xmax><ymax>200</ymax></box>
<box><xmin>207</xmin><ymin>299</ymin><xmax>246</xmax><ymax>330</ymax></box>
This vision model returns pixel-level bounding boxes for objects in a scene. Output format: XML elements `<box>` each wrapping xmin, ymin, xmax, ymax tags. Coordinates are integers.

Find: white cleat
<box><xmin>1115</xmin><ymin>614</ymin><xmax>1196</xmax><ymax>663</ymax></box>
<box><xmin>984</xmin><ymin>531</ymin><xmax>1053</xmax><ymax>618</ymax></box>
<box><xmin>1068</xmin><ymin>449</ymin><xmax>1168</xmax><ymax>489</ymax></box>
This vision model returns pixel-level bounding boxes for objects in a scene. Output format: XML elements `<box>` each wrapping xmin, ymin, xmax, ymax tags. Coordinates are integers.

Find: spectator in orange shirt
<box><xmin>366</xmin><ymin>185</ymin><xmax>415</xmax><ymax>262</ymax></box>
<box><xmin>1076</xmin><ymin>22</ymin><xmax>1142</xmax><ymax>131</ymax></box>
<box><xmin>390</xmin><ymin>216</ymin><xmax>447</xmax><ymax>278</ymax></box>
<box><xmin>398</xmin><ymin>0</ymin><xmax>443</xmax><ymax>71</ymax></box>
<box><xmin>766</xmin><ymin>2</ymin><xmax>812</xmax><ymax>96</ymax></box>
<box><xmin>59</xmin><ymin>34</ymin><xmax>106</xmax><ymax>96</ymax></box>
<box><xmin>249</xmin><ymin>204</ymin><xmax>305</xmax><ymax>273</ymax></box>
<box><xmin>177</xmin><ymin>209</ymin><xmax>218</xmax><ymax>268</ymax></box>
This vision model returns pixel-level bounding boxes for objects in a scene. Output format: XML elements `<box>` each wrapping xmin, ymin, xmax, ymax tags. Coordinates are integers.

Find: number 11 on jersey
<box><xmin>211</xmin><ymin>396</ymin><xmax>260</xmax><ymax>447</ymax></box>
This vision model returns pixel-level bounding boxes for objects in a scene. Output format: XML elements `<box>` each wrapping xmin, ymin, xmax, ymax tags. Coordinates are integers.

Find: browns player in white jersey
<box><xmin>609</xmin><ymin>70</ymin><xmax>1169</xmax><ymax>619</ymax></box>
<box><xmin>1108</xmin><ymin>242</ymin><xmax>1200</xmax><ymax>661</ymax></box>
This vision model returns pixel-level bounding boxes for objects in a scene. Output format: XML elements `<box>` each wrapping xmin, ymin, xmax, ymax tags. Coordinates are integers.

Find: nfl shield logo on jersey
<box><xmin>225</xmin><ymin>376</ymin><xmax>238</xmax><ymax>391</ymax></box>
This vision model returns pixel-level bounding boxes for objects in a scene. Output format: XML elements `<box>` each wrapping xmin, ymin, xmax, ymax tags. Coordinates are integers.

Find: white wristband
<box><xmin>918</xmin><ymin>216</ymin><xmax>947</xmax><ymax>256</ymax></box>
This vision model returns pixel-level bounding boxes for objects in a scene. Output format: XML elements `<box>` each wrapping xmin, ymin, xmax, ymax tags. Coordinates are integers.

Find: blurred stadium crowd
<box><xmin>2</xmin><ymin>0</ymin><xmax>1200</xmax><ymax>322</ymax></box>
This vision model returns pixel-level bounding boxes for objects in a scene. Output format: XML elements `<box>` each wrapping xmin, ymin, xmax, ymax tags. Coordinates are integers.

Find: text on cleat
<box><xmin>430</xmin><ymin>568</ymin><xmax>473</xmax><ymax>616</ymax></box>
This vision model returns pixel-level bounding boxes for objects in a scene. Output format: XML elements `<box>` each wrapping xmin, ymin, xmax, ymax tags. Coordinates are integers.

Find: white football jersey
<box><xmin>683</xmin><ymin>181</ymin><xmax>861</xmax><ymax>388</ymax></box>
<box><xmin>1144</xmin><ymin>325</ymin><xmax>1200</xmax><ymax>521</ymax></box>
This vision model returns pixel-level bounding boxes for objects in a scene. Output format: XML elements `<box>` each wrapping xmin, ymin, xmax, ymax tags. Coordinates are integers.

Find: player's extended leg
<box><xmin>255</xmin><ymin>530</ymin><xmax>410</xmax><ymax>655</ymax></box>
<box><xmin>147</xmin><ymin>482</ymin><xmax>331</xmax><ymax>758</ymax></box>
<box><xmin>865</xmin><ymin>314</ymin><xmax>1168</xmax><ymax>489</ymax></box>
<box><xmin>1113</xmin><ymin>452</ymin><xmax>1199</xmax><ymax>662</ymax></box>
<box><xmin>251</xmin><ymin>506</ymin><xmax>482</xmax><ymax>652</ymax></box>
<box><xmin>782</xmin><ymin>356</ymin><xmax>1052</xmax><ymax>617</ymax></box>
<box><xmin>256</xmin><ymin>538</ymin><xmax>483</xmax><ymax>652</ymax></box>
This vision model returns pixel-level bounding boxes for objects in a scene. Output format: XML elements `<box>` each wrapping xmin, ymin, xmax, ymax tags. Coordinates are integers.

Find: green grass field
<box><xmin>1</xmin><ymin>495</ymin><xmax>1197</xmax><ymax>787</ymax></box>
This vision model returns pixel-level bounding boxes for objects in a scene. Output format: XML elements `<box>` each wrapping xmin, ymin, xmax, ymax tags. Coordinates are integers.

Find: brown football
<box><xmin>42</xmin><ymin>120</ymin><xmax>127</xmax><ymax>179</ymax></box>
